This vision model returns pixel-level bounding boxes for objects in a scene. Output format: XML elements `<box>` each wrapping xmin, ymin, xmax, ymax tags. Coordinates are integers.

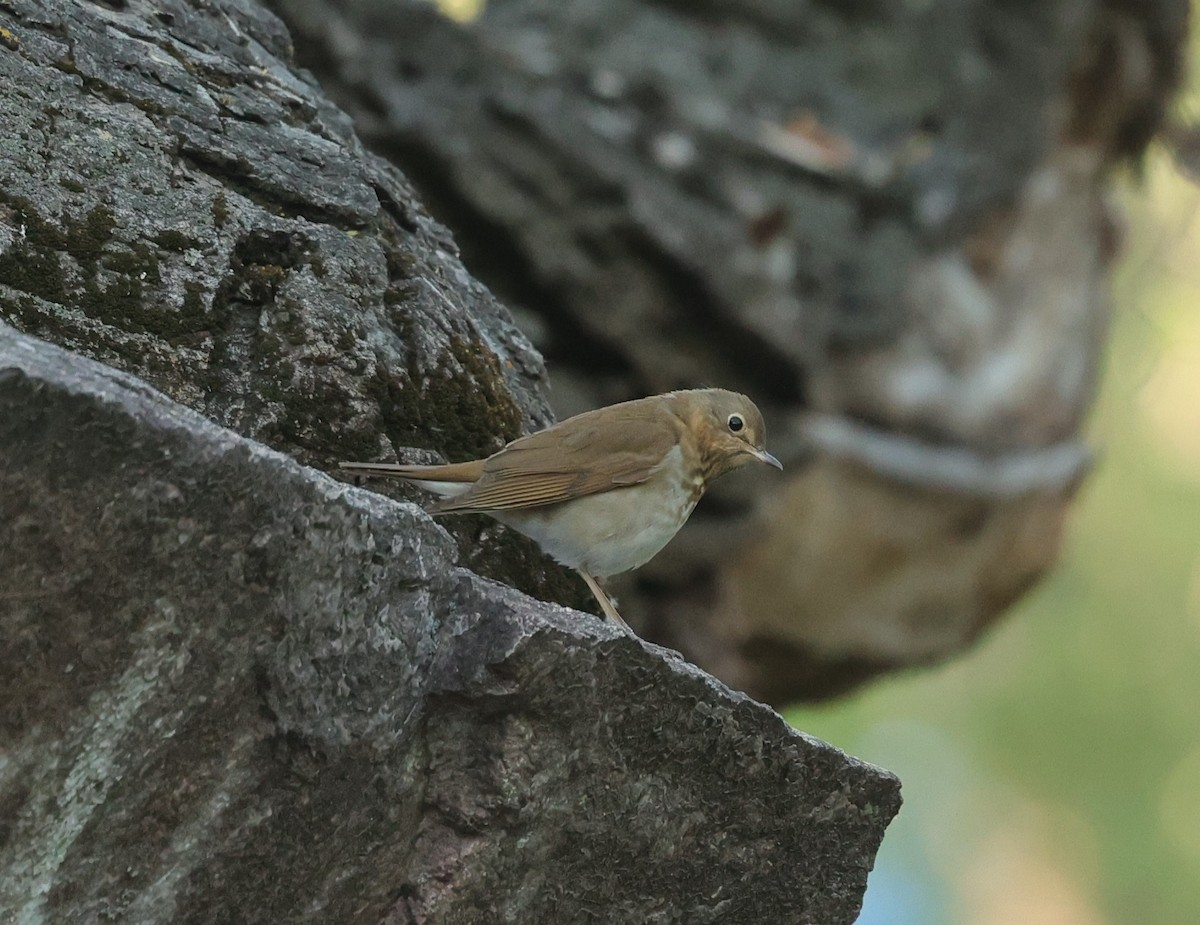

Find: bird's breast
<box><xmin>496</xmin><ymin>445</ymin><xmax>699</xmax><ymax>577</ymax></box>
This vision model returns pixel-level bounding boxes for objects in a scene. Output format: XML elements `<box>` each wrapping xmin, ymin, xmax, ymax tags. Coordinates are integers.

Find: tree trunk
<box><xmin>0</xmin><ymin>1</ymin><xmax>897</xmax><ymax>922</ymax></box>
<box><xmin>270</xmin><ymin>0</ymin><xmax>1188</xmax><ymax>700</ymax></box>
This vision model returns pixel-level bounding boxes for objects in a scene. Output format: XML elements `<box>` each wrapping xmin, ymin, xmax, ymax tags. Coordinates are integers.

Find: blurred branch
<box><xmin>803</xmin><ymin>414</ymin><xmax>1092</xmax><ymax>499</ymax></box>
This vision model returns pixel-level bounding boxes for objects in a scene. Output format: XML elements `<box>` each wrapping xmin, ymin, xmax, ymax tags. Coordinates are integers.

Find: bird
<box><xmin>340</xmin><ymin>388</ymin><xmax>782</xmax><ymax>630</ymax></box>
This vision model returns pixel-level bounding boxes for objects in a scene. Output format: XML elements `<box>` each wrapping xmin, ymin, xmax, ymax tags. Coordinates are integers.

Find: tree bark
<box><xmin>271</xmin><ymin>0</ymin><xmax>1189</xmax><ymax>700</ymax></box>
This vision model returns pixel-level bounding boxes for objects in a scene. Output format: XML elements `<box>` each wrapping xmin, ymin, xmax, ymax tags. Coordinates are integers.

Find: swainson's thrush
<box><xmin>340</xmin><ymin>389</ymin><xmax>782</xmax><ymax>629</ymax></box>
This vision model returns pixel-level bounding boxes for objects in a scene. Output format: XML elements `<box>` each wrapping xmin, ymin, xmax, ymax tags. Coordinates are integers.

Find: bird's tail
<box><xmin>338</xmin><ymin>459</ymin><xmax>483</xmax><ymax>498</ymax></box>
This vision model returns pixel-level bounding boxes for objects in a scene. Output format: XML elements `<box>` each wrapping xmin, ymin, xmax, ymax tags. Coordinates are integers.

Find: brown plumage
<box><xmin>340</xmin><ymin>389</ymin><xmax>781</xmax><ymax>630</ymax></box>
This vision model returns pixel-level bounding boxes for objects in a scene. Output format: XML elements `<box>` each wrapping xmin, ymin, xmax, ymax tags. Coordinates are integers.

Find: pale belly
<box><xmin>495</xmin><ymin>480</ymin><xmax>697</xmax><ymax>577</ymax></box>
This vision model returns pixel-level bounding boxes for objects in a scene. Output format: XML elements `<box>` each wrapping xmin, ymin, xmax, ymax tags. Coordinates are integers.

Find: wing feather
<box><xmin>431</xmin><ymin>402</ymin><xmax>681</xmax><ymax>513</ymax></box>
<box><xmin>431</xmin><ymin>472</ymin><xmax>583</xmax><ymax>513</ymax></box>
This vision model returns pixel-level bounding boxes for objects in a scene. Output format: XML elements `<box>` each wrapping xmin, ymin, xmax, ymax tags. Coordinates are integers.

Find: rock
<box><xmin>0</xmin><ymin>324</ymin><xmax>901</xmax><ymax>924</ymax></box>
<box><xmin>0</xmin><ymin>0</ymin><xmax>581</xmax><ymax>613</ymax></box>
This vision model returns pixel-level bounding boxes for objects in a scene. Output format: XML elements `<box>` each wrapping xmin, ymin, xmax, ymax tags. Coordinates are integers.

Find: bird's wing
<box><xmin>430</xmin><ymin>405</ymin><xmax>679</xmax><ymax>514</ymax></box>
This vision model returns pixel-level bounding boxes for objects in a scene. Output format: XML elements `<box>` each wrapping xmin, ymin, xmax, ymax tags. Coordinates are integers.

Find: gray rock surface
<box><xmin>0</xmin><ymin>324</ymin><xmax>901</xmax><ymax>924</ymax></box>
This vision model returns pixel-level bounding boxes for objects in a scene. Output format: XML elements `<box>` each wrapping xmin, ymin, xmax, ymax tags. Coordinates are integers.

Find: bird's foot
<box><xmin>578</xmin><ymin>570</ymin><xmax>636</xmax><ymax>636</ymax></box>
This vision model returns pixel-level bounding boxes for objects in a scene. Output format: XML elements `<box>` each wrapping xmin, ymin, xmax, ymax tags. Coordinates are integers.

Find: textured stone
<box><xmin>0</xmin><ymin>325</ymin><xmax>900</xmax><ymax>924</ymax></box>
<box><xmin>0</xmin><ymin>0</ymin><xmax>580</xmax><ymax>612</ymax></box>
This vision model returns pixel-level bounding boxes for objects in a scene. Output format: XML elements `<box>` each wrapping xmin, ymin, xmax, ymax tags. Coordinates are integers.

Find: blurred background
<box><xmin>791</xmin><ymin>147</ymin><xmax>1200</xmax><ymax>924</ymax></box>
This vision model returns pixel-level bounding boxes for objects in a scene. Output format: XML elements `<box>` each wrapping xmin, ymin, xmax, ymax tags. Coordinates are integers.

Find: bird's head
<box><xmin>679</xmin><ymin>389</ymin><xmax>782</xmax><ymax>479</ymax></box>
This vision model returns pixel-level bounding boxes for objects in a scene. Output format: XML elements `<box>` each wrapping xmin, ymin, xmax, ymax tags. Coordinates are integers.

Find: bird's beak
<box><xmin>752</xmin><ymin>448</ymin><xmax>784</xmax><ymax>470</ymax></box>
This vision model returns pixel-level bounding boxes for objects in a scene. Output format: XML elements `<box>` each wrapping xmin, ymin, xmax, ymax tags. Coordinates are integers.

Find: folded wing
<box><xmin>433</xmin><ymin>407</ymin><xmax>677</xmax><ymax>513</ymax></box>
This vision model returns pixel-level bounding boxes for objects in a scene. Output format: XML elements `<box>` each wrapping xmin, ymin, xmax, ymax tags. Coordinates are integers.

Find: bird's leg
<box><xmin>578</xmin><ymin>570</ymin><xmax>633</xmax><ymax>634</ymax></box>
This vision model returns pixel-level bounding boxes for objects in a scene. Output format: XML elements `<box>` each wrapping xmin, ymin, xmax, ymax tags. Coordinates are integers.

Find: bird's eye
<box><xmin>727</xmin><ymin>414</ymin><xmax>744</xmax><ymax>433</ymax></box>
